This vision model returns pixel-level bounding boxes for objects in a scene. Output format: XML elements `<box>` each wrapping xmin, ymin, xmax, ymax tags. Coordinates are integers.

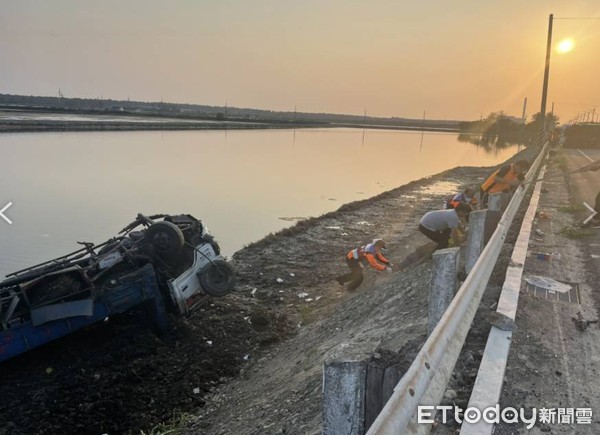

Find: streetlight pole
<box><xmin>539</xmin><ymin>13</ymin><xmax>554</xmax><ymax>144</ymax></box>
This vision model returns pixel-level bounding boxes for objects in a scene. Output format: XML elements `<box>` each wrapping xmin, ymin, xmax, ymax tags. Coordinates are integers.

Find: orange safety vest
<box><xmin>481</xmin><ymin>164</ymin><xmax>520</xmax><ymax>194</ymax></box>
<box><xmin>347</xmin><ymin>243</ymin><xmax>389</xmax><ymax>271</ymax></box>
<box><xmin>447</xmin><ymin>193</ymin><xmax>478</xmax><ymax>209</ymax></box>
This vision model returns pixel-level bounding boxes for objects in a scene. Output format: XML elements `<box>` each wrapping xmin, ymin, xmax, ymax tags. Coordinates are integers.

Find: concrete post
<box><xmin>323</xmin><ymin>361</ymin><xmax>367</xmax><ymax>435</ymax></box>
<box><xmin>488</xmin><ymin>192</ymin><xmax>505</xmax><ymax>212</ymax></box>
<box><xmin>428</xmin><ymin>247</ymin><xmax>460</xmax><ymax>335</ymax></box>
<box><xmin>484</xmin><ymin>193</ymin><xmax>504</xmax><ymax>243</ymax></box>
<box><xmin>465</xmin><ymin>210</ymin><xmax>487</xmax><ymax>273</ymax></box>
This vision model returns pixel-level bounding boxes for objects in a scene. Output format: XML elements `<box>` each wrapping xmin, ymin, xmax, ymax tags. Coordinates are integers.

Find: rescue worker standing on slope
<box><xmin>336</xmin><ymin>238</ymin><xmax>392</xmax><ymax>291</ymax></box>
<box><xmin>480</xmin><ymin>159</ymin><xmax>530</xmax><ymax>207</ymax></box>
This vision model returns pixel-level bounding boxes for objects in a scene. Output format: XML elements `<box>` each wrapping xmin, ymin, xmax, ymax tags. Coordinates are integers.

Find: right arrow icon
<box><xmin>0</xmin><ymin>202</ymin><xmax>13</xmax><ymax>224</ymax></box>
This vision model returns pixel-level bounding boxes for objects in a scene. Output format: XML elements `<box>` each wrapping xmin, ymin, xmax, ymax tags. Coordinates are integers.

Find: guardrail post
<box><xmin>428</xmin><ymin>247</ymin><xmax>460</xmax><ymax>335</ymax></box>
<box><xmin>484</xmin><ymin>193</ymin><xmax>504</xmax><ymax>243</ymax></box>
<box><xmin>465</xmin><ymin>210</ymin><xmax>487</xmax><ymax>273</ymax></box>
<box><xmin>323</xmin><ymin>361</ymin><xmax>367</xmax><ymax>435</ymax></box>
<box><xmin>365</xmin><ymin>362</ymin><xmax>402</xmax><ymax>431</ymax></box>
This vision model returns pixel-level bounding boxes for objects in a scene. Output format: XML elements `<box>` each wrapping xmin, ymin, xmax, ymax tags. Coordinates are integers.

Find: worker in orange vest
<box><xmin>446</xmin><ymin>187</ymin><xmax>478</xmax><ymax>211</ymax></box>
<box><xmin>335</xmin><ymin>239</ymin><xmax>392</xmax><ymax>291</ymax></box>
<box><xmin>480</xmin><ymin>159</ymin><xmax>530</xmax><ymax>207</ymax></box>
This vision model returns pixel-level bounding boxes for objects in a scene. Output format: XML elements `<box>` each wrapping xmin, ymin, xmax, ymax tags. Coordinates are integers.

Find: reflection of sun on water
<box><xmin>556</xmin><ymin>38</ymin><xmax>574</xmax><ymax>54</ymax></box>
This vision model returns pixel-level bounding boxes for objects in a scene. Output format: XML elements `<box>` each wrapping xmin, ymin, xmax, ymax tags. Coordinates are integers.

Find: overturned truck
<box><xmin>0</xmin><ymin>213</ymin><xmax>236</xmax><ymax>362</ymax></box>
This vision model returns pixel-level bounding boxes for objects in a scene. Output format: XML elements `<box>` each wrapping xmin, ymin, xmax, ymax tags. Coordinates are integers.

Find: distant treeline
<box><xmin>0</xmin><ymin>94</ymin><xmax>461</xmax><ymax>129</ymax></box>
<box><xmin>457</xmin><ymin>112</ymin><xmax>558</xmax><ymax>150</ymax></box>
<box><xmin>564</xmin><ymin>124</ymin><xmax>600</xmax><ymax>149</ymax></box>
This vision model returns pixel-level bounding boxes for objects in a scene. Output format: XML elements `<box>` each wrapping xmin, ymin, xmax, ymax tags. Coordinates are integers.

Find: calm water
<box><xmin>0</xmin><ymin>128</ymin><xmax>518</xmax><ymax>278</ymax></box>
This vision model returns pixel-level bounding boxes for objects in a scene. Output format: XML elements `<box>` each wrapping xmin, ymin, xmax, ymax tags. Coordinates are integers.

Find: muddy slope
<box><xmin>185</xmin><ymin>149</ymin><xmax>539</xmax><ymax>435</ymax></box>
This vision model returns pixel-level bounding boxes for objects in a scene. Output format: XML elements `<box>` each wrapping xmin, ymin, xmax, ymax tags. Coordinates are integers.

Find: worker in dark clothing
<box><xmin>480</xmin><ymin>159</ymin><xmax>530</xmax><ymax>207</ymax></box>
<box><xmin>419</xmin><ymin>204</ymin><xmax>471</xmax><ymax>250</ymax></box>
<box><xmin>446</xmin><ymin>187</ymin><xmax>478</xmax><ymax>211</ymax></box>
<box><xmin>335</xmin><ymin>238</ymin><xmax>392</xmax><ymax>291</ymax></box>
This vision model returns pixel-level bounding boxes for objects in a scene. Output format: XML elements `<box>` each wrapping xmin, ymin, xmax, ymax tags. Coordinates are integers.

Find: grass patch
<box><xmin>560</xmin><ymin>226</ymin><xmax>592</xmax><ymax>239</ymax></box>
<box><xmin>140</xmin><ymin>412</ymin><xmax>194</xmax><ymax>435</ymax></box>
<box><xmin>557</xmin><ymin>204</ymin><xmax>585</xmax><ymax>213</ymax></box>
<box><xmin>297</xmin><ymin>304</ymin><xmax>315</xmax><ymax>325</ymax></box>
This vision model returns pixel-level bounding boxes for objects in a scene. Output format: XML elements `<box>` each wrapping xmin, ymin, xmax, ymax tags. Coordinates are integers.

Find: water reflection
<box><xmin>457</xmin><ymin>132</ymin><xmax>527</xmax><ymax>153</ymax></box>
<box><xmin>0</xmin><ymin>128</ymin><xmax>518</xmax><ymax>277</ymax></box>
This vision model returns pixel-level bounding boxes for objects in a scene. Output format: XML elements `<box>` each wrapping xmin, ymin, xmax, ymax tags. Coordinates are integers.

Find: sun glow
<box><xmin>556</xmin><ymin>38</ymin><xmax>574</xmax><ymax>54</ymax></box>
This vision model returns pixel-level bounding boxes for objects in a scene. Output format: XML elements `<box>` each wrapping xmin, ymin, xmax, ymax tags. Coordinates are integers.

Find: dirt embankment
<box><xmin>0</xmin><ymin>148</ymin><xmax>537</xmax><ymax>435</ymax></box>
<box><xmin>184</xmin><ymin>147</ymin><xmax>540</xmax><ymax>435</ymax></box>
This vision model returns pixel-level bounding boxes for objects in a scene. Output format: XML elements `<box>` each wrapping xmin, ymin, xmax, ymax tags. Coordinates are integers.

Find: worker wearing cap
<box><xmin>419</xmin><ymin>204</ymin><xmax>471</xmax><ymax>250</ymax></box>
<box><xmin>335</xmin><ymin>238</ymin><xmax>392</xmax><ymax>291</ymax></box>
<box><xmin>446</xmin><ymin>187</ymin><xmax>478</xmax><ymax>211</ymax></box>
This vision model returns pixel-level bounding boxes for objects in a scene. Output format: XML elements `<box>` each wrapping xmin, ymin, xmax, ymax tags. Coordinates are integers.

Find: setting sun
<box><xmin>557</xmin><ymin>38</ymin><xmax>575</xmax><ymax>53</ymax></box>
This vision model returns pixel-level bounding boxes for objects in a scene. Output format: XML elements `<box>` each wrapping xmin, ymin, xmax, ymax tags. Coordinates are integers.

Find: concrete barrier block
<box><xmin>488</xmin><ymin>192</ymin><xmax>505</xmax><ymax>212</ymax></box>
<box><xmin>365</xmin><ymin>362</ymin><xmax>384</xmax><ymax>430</ymax></box>
<box><xmin>428</xmin><ymin>247</ymin><xmax>460</xmax><ymax>335</ymax></box>
<box><xmin>466</xmin><ymin>210</ymin><xmax>487</xmax><ymax>273</ymax></box>
<box><xmin>323</xmin><ymin>361</ymin><xmax>367</xmax><ymax>435</ymax></box>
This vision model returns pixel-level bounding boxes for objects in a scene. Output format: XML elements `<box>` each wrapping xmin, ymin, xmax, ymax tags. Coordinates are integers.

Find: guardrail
<box><xmin>366</xmin><ymin>144</ymin><xmax>548</xmax><ymax>435</ymax></box>
<box><xmin>460</xmin><ymin>163</ymin><xmax>547</xmax><ymax>434</ymax></box>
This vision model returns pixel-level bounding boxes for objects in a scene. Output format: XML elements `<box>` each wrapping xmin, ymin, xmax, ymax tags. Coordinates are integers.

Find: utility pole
<box><xmin>539</xmin><ymin>13</ymin><xmax>553</xmax><ymax>144</ymax></box>
<box><xmin>522</xmin><ymin>97</ymin><xmax>527</xmax><ymax>122</ymax></box>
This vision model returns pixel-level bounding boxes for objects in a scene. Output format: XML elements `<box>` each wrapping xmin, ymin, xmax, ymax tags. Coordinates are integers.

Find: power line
<box><xmin>554</xmin><ymin>17</ymin><xmax>600</xmax><ymax>20</ymax></box>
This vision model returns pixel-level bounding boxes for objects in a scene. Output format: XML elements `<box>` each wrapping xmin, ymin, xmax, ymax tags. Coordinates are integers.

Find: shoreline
<box><xmin>0</xmin><ymin>107</ymin><xmax>459</xmax><ymax>133</ymax></box>
<box><xmin>0</xmin><ymin>120</ymin><xmax>458</xmax><ymax>134</ymax></box>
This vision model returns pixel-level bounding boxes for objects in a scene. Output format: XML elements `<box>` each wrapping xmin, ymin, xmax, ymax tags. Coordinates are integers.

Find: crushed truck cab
<box><xmin>0</xmin><ymin>213</ymin><xmax>236</xmax><ymax>363</ymax></box>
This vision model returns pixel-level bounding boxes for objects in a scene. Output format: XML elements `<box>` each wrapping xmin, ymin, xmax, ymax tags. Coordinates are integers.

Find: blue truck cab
<box><xmin>0</xmin><ymin>213</ymin><xmax>236</xmax><ymax>363</ymax></box>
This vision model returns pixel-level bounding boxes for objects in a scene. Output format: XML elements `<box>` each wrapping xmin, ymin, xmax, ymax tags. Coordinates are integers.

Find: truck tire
<box><xmin>199</xmin><ymin>260</ymin><xmax>236</xmax><ymax>297</ymax></box>
<box><xmin>144</xmin><ymin>221</ymin><xmax>184</xmax><ymax>259</ymax></box>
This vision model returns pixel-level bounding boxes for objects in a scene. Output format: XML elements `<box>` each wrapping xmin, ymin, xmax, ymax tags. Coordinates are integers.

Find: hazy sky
<box><xmin>1</xmin><ymin>1</ymin><xmax>599</xmax><ymax>121</ymax></box>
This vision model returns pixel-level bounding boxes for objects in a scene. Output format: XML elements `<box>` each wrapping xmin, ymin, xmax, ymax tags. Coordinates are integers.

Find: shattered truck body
<box><xmin>0</xmin><ymin>213</ymin><xmax>236</xmax><ymax>362</ymax></box>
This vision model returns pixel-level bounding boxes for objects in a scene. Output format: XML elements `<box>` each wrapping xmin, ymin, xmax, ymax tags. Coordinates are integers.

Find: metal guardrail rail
<box><xmin>367</xmin><ymin>144</ymin><xmax>549</xmax><ymax>435</ymax></box>
<box><xmin>460</xmin><ymin>163</ymin><xmax>547</xmax><ymax>434</ymax></box>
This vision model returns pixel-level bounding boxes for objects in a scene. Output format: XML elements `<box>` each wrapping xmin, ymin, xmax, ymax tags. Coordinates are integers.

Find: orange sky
<box><xmin>1</xmin><ymin>0</ymin><xmax>599</xmax><ymax>122</ymax></box>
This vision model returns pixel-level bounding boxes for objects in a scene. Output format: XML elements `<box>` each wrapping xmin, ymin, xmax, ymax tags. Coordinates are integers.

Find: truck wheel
<box><xmin>144</xmin><ymin>221</ymin><xmax>184</xmax><ymax>258</ymax></box>
<box><xmin>199</xmin><ymin>260</ymin><xmax>236</xmax><ymax>297</ymax></box>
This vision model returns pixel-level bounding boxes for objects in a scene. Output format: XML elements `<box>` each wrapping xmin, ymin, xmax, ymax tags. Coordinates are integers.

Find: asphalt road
<box><xmin>566</xmin><ymin>148</ymin><xmax>600</xmax><ymax>219</ymax></box>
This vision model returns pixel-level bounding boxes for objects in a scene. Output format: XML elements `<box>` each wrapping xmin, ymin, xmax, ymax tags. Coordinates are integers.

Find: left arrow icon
<box><xmin>1</xmin><ymin>202</ymin><xmax>13</xmax><ymax>224</ymax></box>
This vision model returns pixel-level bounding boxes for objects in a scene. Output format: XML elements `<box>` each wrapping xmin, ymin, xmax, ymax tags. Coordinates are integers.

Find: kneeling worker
<box><xmin>419</xmin><ymin>204</ymin><xmax>471</xmax><ymax>250</ymax></box>
<box><xmin>336</xmin><ymin>238</ymin><xmax>392</xmax><ymax>291</ymax></box>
